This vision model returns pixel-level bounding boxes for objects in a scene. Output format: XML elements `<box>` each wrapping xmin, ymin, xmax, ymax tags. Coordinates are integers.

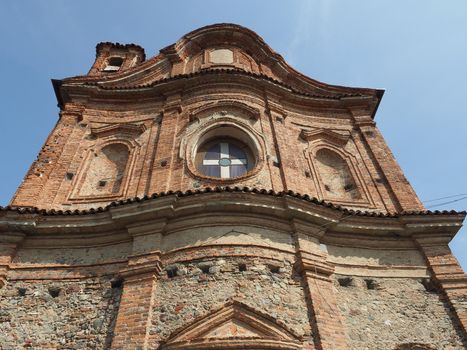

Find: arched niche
<box><xmin>78</xmin><ymin>143</ymin><xmax>130</xmax><ymax>197</ymax></box>
<box><xmin>314</xmin><ymin>148</ymin><xmax>361</xmax><ymax>201</ymax></box>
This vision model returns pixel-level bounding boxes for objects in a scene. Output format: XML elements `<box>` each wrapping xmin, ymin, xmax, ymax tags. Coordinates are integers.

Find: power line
<box><xmin>425</xmin><ymin>195</ymin><xmax>467</xmax><ymax>209</ymax></box>
<box><xmin>423</xmin><ymin>192</ymin><xmax>467</xmax><ymax>203</ymax></box>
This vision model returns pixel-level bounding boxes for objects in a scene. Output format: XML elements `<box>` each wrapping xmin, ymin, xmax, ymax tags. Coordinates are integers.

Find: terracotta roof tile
<box><xmin>0</xmin><ymin>187</ymin><xmax>464</xmax><ymax>217</ymax></box>
<box><xmin>86</xmin><ymin>68</ymin><xmax>365</xmax><ymax>100</ymax></box>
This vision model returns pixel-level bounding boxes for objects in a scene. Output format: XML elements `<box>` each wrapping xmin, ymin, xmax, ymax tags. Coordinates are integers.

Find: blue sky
<box><xmin>0</xmin><ymin>1</ymin><xmax>466</xmax><ymax>269</ymax></box>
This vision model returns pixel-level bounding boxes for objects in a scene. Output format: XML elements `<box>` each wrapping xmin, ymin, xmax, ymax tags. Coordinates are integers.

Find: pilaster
<box><xmin>0</xmin><ymin>232</ymin><xmax>25</xmax><ymax>288</ymax></box>
<box><xmin>148</xmin><ymin>93</ymin><xmax>182</xmax><ymax>193</ymax></box>
<box><xmin>293</xmin><ymin>221</ymin><xmax>350</xmax><ymax>350</ymax></box>
<box><xmin>415</xmin><ymin>235</ymin><xmax>467</xmax><ymax>336</ymax></box>
<box><xmin>263</xmin><ymin>94</ymin><xmax>288</xmax><ymax>192</ymax></box>
<box><xmin>111</xmin><ymin>221</ymin><xmax>164</xmax><ymax>350</ymax></box>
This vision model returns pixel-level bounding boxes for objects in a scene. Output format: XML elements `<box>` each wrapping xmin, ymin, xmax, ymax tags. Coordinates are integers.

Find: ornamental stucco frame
<box><xmin>180</xmin><ymin>104</ymin><xmax>268</xmax><ymax>184</ymax></box>
<box><xmin>302</xmin><ymin>130</ymin><xmax>375</xmax><ymax>208</ymax></box>
<box><xmin>68</xmin><ymin>136</ymin><xmax>141</xmax><ymax>202</ymax></box>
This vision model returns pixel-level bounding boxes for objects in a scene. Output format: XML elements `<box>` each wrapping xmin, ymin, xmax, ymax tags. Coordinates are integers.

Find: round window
<box><xmin>196</xmin><ymin>138</ymin><xmax>254</xmax><ymax>179</ymax></box>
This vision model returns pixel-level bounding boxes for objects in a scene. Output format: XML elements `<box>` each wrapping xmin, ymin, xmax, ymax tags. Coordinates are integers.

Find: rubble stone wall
<box><xmin>335</xmin><ymin>276</ymin><xmax>465</xmax><ymax>350</ymax></box>
<box><xmin>150</xmin><ymin>257</ymin><xmax>311</xmax><ymax>347</ymax></box>
<box><xmin>0</xmin><ymin>277</ymin><xmax>121</xmax><ymax>350</ymax></box>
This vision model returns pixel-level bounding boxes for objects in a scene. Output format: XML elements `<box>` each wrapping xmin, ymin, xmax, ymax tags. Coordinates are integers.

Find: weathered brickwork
<box><xmin>335</xmin><ymin>276</ymin><xmax>465</xmax><ymax>350</ymax></box>
<box><xmin>10</xmin><ymin>23</ymin><xmax>424</xmax><ymax>213</ymax></box>
<box><xmin>1</xmin><ymin>23</ymin><xmax>466</xmax><ymax>350</ymax></box>
<box><xmin>0</xmin><ymin>278</ymin><xmax>121</xmax><ymax>350</ymax></box>
<box><xmin>111</xmin><ymin>272</ymin><xmax>156</xmax><ymax>350</ymax></box>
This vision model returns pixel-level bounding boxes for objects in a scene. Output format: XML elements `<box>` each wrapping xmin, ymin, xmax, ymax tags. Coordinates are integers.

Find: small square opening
<box><xmin>48</xmin><ymin>287</ymin><xmax>60</xmax><ymax>298</ymax></box>
<box><xmin>166</xmin><ymin>266</ymin><xmax>178</xmax><ymax>278</ymax></box>
<box><xmin>338</xmin><ymin>277</ymin><xmax>353</xmax><ymax>287</ymax></box>
<box><xmin>364</xmin><ymin>279</ymin><xmax>377</xmax><ymax>290</ymax></box>
<box><xmin>268</xmin><ymin>264</ymin><xmax>281</xmax><ymax>274</ymax></box>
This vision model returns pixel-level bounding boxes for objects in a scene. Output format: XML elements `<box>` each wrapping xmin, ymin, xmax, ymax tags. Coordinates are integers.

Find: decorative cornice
<box><xmin>299</xmin><ymin>255</ymin><xmax>335</xmax><ymax>278</ymax></box>
<box><xmin>189</xmin><ymin>100</ymin><xmax>261</xmax><ymax>121</ymax></box>
<box><xmin>0</xmin><ymin>187</ymin><xmax>464</xmax><ymax>218</ymax></box>
<box><xmin>300</xmin><ymin>129</ymin><xmax>350</xmax><ymax>147</ymax></box>
<box><xmin>55</xmin><ymin>23</ymin><xmax>384</xmax><ymax>121</ymax></box>
<box><xmin>85</xmin><ymin>69</ymin><xmax>363</xmax><ymax>100</ymax></box>
<box><xmin>90</xmin><ymin>123</ymin><xmax>147</xmax><ymax>138</ymax></box>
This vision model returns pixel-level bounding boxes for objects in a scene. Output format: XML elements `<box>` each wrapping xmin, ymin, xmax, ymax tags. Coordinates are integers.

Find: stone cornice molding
<box><xmin>126</xmin><ymin>219</ymin><xmax>167</xmax><ymax>237</ymax></box>
<box><xmin>57</xmin><ymin>70</ymin><xmax>375</xmax><ymax>116</ymax></box>
<box><xmin>0</xmin><ymin>231</ymin><xmax>26</xmax><ymax>244</ymax></box>
<box><xmin>0</xmin><ymin>192</ymin><xmax>464</xmax><ymax>247</ymax></box>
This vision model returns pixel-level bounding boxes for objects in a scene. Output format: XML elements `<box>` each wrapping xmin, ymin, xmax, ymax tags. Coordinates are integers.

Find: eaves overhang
<box><xmin>52</xmin><ymin>23</ymin><xmax>385</xmax><ymax>117</ymax></box>
<box><xmin>0</xmin><ymin>188</ymin><xmax>464</xmax><ymax>241</ymax></box>
<box><xmin>52</xmin><ymin>79</ymin><xmax>64</xmax><ymax>108</ymax></box>
<box><xmin>55</xmin><ymin>69</ymin><xmax>380</xmax><ymax>114</ymax></box>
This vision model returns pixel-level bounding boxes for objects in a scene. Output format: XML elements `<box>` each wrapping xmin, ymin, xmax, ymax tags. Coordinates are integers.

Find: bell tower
<box><xmin>2</xmin><ymin>24</ymin><xmax>466</xmax><ymax>350</ymax></box>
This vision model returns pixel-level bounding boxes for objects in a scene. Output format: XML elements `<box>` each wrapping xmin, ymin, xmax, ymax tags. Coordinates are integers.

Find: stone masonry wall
<box><xmin>335</xmin><ymin>276</ymin><xmax>465</xmax><ymax>350</ymax></box>
<box><xmin>0</xmin><ymin>277</ymin><xmax>121</xmax><ymax>350</ymax></box>
<box><xmin>150</xmin><ymin>257</ymin><xmax>311</xmax><ymax>347</ymax></box>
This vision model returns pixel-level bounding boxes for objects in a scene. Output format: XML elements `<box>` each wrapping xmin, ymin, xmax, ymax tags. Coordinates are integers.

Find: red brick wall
<box><xmin>11</xmin><ymin>87</ymin><xmax>424</xmax><ymax>214</ymax></box>
<box><xmin>111</xmin><ymin>272</ymin><xmax>157</xmax><ymax>350</ymax></box>
<box><xmin>10</xmin><ymin>25</ymin><xmax>425</xmax><ymax>214</ymax></box>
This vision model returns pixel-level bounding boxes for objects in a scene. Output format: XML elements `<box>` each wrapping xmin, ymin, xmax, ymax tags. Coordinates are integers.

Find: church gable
<box><xmin>163</xmin><ymin>301</ymin><xmax>302</xmax><ymax>350</ymax></box>
<box><xmin>62</xmin><ymin>24</ymin><xmax>381</xmax><ymax>102</ymax></box>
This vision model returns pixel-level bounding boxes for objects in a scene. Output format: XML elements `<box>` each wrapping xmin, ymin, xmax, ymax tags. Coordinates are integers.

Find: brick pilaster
<box><xmin>111</xmin><ymin>220</ymin><xmax>164</xmax><ymax>350</ymax></box>
<box><xmin>111</xmin><ymin>263</ymin><xmax>159</xmax><ymax>350</ymax></box>
<box><xmin>148</xmin><ymin>94</ymin><xmax>182</xmax><ymax>193</ymax></box>
<box><xmin>415</xmin><ymin>236</ymin><xmax>467</xmax><ymax>336</ymax></box>
<box><xmin>294</xmin><ymin>227</ymin><xmax>349</xmax><ymax>350</ymax></box>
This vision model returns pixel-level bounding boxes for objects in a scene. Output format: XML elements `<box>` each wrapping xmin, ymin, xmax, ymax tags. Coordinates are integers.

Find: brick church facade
<box><xmin>1</xmin><ymin>24</ymin><xmax>466</xmax><ymax>349</ymax></box>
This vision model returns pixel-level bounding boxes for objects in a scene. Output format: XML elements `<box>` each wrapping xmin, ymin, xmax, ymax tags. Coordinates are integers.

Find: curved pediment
<box><xmin>90</xmin><ymin>122</ymin><xmax>147</xmax><ymax>139</ymax></box>
<box><xmin>56</xmin><ymin>23</ymin><xmax>383</xmax><ymax>104</ymax></box>
<box><xmin>163</xmin><ymin>300</ymin><xmax>302</xmax><ymax>350</ymax></box>
<box><xmin>188</xmin><ymin>100</ymin><xmax>261</xmax><ymax>122</ymax></box>
<box><xmin>300</xmin><ymin>129</ymin><xmax>351</xmax><ymax>147</ymax></box>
